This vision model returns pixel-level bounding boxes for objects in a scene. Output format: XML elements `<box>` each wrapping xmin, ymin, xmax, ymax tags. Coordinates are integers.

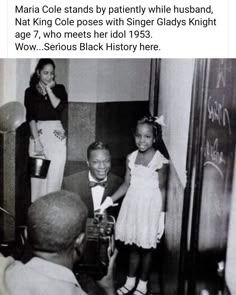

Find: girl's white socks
<box><xmin>135</xmin><ymin>279</ymin><xmax>148</xmax><ymax>294</ymax></box>
<box><xmin>117</xmin><ymin>276</ymin><xmax>136</xmax><ymax>295</ymax></box>
<box><xmin>125</xmin><ymin>276</ymin><xmax>136</xmax><ymax>289</ymax></box>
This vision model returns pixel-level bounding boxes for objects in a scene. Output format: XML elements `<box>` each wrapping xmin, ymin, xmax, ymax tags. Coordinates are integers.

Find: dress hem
<box><xmin>115</xmin><ymin>238</ymin><xmax>158</xmax><ymax>249</ymax></box>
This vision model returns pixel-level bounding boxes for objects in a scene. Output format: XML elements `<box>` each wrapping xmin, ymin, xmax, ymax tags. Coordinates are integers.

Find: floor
<box><xmin>77</xmin><ymin>243</ymin><xmax>162</xmax><ymax>295</ymax></box>
<box><xmin>113</xmin><ymin>242</ymin><xmax>162</xmax><ymax>295</ymax></box>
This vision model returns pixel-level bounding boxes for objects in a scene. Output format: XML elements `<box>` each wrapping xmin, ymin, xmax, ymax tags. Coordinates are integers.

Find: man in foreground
<box><xmin>0</xmin><ymin>190</ymin><xmax>116</xmax><ymax>295</ymax></box>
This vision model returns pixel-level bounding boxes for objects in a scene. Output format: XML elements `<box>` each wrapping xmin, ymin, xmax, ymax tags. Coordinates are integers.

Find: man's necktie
<box><xmin>89</xmin><ymin>181</ymin><xmax>107</xmax><ymax>188</ymax></box>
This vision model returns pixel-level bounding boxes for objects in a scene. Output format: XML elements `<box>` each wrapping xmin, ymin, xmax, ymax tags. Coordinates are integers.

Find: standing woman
<box><xmin>25</xmin><ymin>59</ymin><xmax>68</xmax><ymax>202</ymax></box>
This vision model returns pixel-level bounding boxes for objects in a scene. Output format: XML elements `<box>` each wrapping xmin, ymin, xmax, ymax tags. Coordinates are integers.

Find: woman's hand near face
<box><xmin>45</xmin><ymin>81</ymin><xmax>61</xmax><ymax>108</ymax></box>
<box><xmin>46</xmin><ymin>80</ymin><xmax>56</xmax><ymax>91</ymax></box>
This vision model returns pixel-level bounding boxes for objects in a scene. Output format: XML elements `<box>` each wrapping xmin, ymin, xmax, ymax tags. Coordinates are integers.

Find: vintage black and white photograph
<box><xmin>0</xmin><ymin>59</ymin><xmax>236</xmax><ymax>295</ymax></box>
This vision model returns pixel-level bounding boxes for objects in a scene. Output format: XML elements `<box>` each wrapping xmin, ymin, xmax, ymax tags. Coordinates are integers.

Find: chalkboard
<box><xmin>190</xmin><ymin>59</ymin><xmax>236</xmax><ymax>295</ymax></box>
<box><xmin>198</xmin><ymin>59</ymin><xmax>236</xmax><ymax>252</ymax></box>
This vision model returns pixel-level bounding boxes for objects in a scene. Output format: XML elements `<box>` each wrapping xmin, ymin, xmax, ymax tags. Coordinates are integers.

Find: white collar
<box><xmin>88</xmin><ymin>171</ymin><xmax>107</xmax><ymax>182</ymax></box>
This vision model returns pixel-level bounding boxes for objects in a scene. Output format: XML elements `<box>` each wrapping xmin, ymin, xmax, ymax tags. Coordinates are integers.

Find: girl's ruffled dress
<box><xmin>115</xmin><ymin>150</ymin><xmax>168</xmax><ymax>249</ymax></box>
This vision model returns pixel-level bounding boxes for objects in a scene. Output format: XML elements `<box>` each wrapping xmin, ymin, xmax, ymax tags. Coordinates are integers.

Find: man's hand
<box><xmin>99</xmin><ymin>197</ymin><xmax>115</xmax><ymax>212</ymax></box>
<box><xmin>157</xmin><ymin>212</ymin><xmax>166</xmax><ymax>241</ymax></box>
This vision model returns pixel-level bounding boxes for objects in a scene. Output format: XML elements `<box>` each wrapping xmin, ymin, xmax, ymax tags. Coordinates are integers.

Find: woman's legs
<box><xmin>29</xmin><ymin>121</ymin><xmax>66</xmax><ymax>202</ymax></box>
<box><xmin>46</xmin><ymin>135</ymin><xmax>66</xmax><ymax>194</ymax></box>
<box><xmin>30</xmin><ymin>178</ymin><xmax>47</xmax><ymax>202</ymax></box>
<box><xmin>29</xmin><ymin>137</ymin><xmax>47</xmax><ymax>202</ymax></box>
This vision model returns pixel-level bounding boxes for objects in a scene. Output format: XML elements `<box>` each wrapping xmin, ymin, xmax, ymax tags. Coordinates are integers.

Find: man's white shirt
<box><xmin>88</xmin><ymin>172</ymin><xmax>107</xmax><ymax>211</ymax></box>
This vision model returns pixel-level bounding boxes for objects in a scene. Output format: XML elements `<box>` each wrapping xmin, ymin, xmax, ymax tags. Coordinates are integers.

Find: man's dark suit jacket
<box><xmin>63</xmin><ymin>170</ymin><xmax>122</xmax><ymax>218</ymax></box>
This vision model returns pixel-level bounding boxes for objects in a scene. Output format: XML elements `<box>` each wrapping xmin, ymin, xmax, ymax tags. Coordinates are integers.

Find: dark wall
<box><xmin>15</xmin><ymin>123</ymin><xmax>31</xmax><ymax>226</ymax></box>
<box><xmin>162</xmin><ymin>161</ymin><xmax>185</xmax><ymax>295</ymax></box>
<box><xmin>65</xmin><ymin>101</ymin><xmax>149</xmax><ymax>177</ymax></box>
<box><xmin>0</xmin><ymin>133</ymin><xmax>4</xmax><ymax>240</ymax></box>
<box><xmin>0</xmin><ymin>131</ymin><xmax>16</xmax><ymax>241</ymax></box>
<box><xmin>0</xmin><ymin>123</ymin><xmax>30</xmax><ymax>242</ymax></box>
<box><xmin>67</xmin><ymin>102</ymin><xmax>96</xmax><ymax>162</ymax></box>
<box><xmin>96</xmin><ymin>101</ymin><xmax>150</xmax><ymax>176</ymax></box>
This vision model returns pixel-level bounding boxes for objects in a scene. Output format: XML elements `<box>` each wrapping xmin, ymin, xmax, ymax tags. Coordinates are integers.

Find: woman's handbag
<box><xmin>29</xmin><ymin>154</ymin><xmax>51</xmax><ymax>179</ymax></box>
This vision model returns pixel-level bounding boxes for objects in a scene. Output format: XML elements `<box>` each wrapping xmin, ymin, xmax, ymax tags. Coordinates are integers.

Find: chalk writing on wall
<box><xmin>207</xmin><ymin>95</ymin><xmax>231</xmax><ymax>135</ymax></box>
<box><xmin>204</xmin><ymin>138</ymin><xmax>225</xmax><ymax>178</ymax></box>
<box><xmin>203</xmin><ymin>59</ymin><xmax>233</xmax><ymax>180</ymax></box>
<box><xmin>216</xmin><ymin>59</ymin><xmax>232</xmax><ymax>89</ymax></box>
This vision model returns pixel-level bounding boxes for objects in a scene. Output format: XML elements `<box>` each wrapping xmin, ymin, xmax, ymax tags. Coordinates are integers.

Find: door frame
<box><xmin>178</xmin><ymin>59</ymin><xmax>209</xmax><ymax>295</ymax></box>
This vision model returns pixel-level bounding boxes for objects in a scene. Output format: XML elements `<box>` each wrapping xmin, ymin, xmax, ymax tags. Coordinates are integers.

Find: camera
<box><xmin>74</xmin><ymin>212</ymin><xmax>115</xmax><ymax>280</ymax></box>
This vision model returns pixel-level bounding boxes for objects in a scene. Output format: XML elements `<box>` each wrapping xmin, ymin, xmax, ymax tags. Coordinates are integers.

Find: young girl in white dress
<box><xmin>99</xmin><ymin>115</ymin><xmax>169</xmax><ymax>295</ymax></box>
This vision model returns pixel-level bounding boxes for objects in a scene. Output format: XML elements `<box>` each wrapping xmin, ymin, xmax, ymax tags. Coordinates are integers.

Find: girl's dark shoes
<box><xmin>133</xmin><ymin>289</ymin><xmax>147</xmax><ymax>295</ymax></box>
<box><xmin>116</xmin><ymin>285</ymin><xmax>136</xmax><ymax>295</ymax></box>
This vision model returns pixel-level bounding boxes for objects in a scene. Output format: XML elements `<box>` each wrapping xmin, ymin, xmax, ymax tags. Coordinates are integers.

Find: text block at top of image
<box><xmin>1</xmin><ymin>0</ymin><xmax>235</xmax><ymax>58</ymax></box>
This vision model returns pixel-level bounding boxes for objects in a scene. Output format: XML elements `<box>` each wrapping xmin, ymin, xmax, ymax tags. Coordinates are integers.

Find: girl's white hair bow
<box><xmin>154</xmin><ymin>115</ymin><xmax>165</xmax><ymax>126</ymax></box>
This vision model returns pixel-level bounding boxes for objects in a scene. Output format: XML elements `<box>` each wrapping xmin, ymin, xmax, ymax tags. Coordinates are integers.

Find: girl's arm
<box><xmin>110</xmin><ymin>157</ymin><xmax>131</xmax><ymax>203</ymax></box>
<box><xmin>158</xmin><ymin>163</ymin><xmax>169</xmax><ymax>211</ymax></box>
<box><xmin>157</xmin><ymin>163</ymin><xmax>169</xmax><ymax>240</ymax></box>
<box><xmin>29</xmin><ymin>120</ymin><xmax>44</xmax><ymax>155</ymax></box>
<box><xmin>99</xmin><ymin>156</ymin><xmax>131</xmax><ymax>212</ymax></box>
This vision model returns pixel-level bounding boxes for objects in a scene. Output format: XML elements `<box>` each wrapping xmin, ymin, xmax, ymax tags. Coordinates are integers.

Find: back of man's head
<box><xmin>27</xmin><ymin>190</ymin><xmax>88</xmax><ymax>253</ymax></box>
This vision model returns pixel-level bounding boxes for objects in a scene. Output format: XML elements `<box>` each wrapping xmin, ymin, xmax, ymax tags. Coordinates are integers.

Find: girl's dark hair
<box><xmin>136</xmin><ymin>115</ymin><xmax>170</xmax><ymax>159</ymax></box>
<box><xmin>29</xmin><ymin>59</ymin><xmax>56</xmax><ymax>88</ymax></box>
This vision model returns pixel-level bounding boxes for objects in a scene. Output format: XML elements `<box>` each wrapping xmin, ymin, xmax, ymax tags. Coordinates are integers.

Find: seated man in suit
<box><xmin>63</xmin><ymin>141</ymin><xmax>122</xmax><ymax>218</ymax></box>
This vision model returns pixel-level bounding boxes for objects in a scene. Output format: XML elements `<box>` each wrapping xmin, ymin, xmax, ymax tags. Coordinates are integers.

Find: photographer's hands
<box><xmin>97</xmin><ymin>248</ymin><xmax>118</xmax><ymax>295</ymax></box>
